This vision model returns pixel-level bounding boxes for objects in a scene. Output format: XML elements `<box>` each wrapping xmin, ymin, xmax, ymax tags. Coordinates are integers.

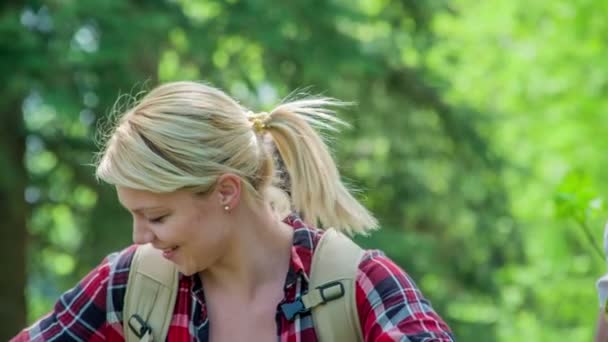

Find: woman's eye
<box><xmin>149</xmin><ymin>215</ymin><xmax>167</xmax><ymax>224</ymax></box>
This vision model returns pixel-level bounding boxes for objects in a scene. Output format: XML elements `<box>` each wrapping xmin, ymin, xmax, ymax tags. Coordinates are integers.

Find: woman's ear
<box><xmin>215</xmin><ymin>173</ymin><xmax>242</xmax><ymax>210</ymax></box>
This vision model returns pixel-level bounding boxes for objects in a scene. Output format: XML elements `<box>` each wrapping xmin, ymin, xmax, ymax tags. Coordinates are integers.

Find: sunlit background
<box><xmin>2</xmin><ymin>0</ymin><xmax>607</xmax><ymax>340</ymax></box>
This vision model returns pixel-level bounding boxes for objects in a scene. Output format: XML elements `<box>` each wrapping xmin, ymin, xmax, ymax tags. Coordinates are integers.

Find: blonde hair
<box><xmin>96</xmin><ymin>81</ymin><xmax>377</xmax><ymax>235</ymax></box>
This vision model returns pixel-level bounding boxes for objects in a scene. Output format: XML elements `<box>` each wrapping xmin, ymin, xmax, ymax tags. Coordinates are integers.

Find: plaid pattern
<box><xmin>13</xmin><ymin>215</ymin><xmax>454</xmax><ymax>341</ymax></box>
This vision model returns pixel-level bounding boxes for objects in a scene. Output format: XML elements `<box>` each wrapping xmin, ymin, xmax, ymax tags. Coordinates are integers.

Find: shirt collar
<box><xmin>283</xmin><ymin>214</ymin><xmax>322</xmax><ymax>288</ymax></box>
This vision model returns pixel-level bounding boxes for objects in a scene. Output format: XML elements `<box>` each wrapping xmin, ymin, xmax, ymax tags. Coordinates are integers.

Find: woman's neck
<box><xmin>198</xmin><ymin>202</ymin><xmax>294</xmax><ymax>300</ymax></box>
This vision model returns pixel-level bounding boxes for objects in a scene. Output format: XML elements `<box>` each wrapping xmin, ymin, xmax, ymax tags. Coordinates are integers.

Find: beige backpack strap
<box><xmin>302</xmin><ymin>228</ymin><xmax>365</xmax><ymax>342</ymax></box>
<box><xmin>123</xmin><ymin>244</ymin><xmax>179</xmax><ymax>342</ymax></box>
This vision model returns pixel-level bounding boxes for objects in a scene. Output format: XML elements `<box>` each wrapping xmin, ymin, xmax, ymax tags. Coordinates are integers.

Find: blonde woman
<box><xmin>13</xmin><ymin>81</ymin><xmax>454</xmax><ymax>341</ymax></box>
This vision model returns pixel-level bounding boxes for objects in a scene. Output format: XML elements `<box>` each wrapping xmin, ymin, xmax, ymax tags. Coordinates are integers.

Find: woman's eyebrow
<box><xmin>131</xmin><ymin>206</ymin><xmax>166</xmax><ymax>214</ymax></box>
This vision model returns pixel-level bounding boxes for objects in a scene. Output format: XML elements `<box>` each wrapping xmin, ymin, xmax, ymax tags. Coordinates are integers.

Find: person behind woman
<box><xmin>596</xmin><ymin>223</ymin><xmax>608</xmax><ymax>342</ymax></box>
<box><xmin>12</xmin><ymin>81</ymin><xmax>454</xmax><ymax>341</ymax></box>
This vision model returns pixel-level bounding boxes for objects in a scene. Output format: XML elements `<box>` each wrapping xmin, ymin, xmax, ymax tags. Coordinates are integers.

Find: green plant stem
<box><xmin>576</xmin><ymin>217</ymin><xmax>605</xmax><ymax>261</ymax></box>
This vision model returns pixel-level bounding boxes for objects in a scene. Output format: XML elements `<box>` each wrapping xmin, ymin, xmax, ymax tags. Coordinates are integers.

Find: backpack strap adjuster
<box><xmin>296</xmin><ymin>280</ymin><xmax>346</xmax><ymax>317</ymax></box>
<box><xmin>128</xmin><ymin>314</ymin><xmax>152</xmax><ymax>339</ymax></box>
<box><xmin>280</xmin><ymin>281</ymin><xmax>346</xmax><ymax>321</ymax></box>
<box><xmin>317</xmin><ymin>281</ymin><xmax>345</xmax><ymax>303</ymax></box>
<box><xmin>280</xmin><ymin>298</ymin><xmax>309</xmax><ymax>320</ymax></box>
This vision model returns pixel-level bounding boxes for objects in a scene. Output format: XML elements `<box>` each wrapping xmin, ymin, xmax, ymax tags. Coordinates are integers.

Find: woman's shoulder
<box><xmin>105</xmin><ymin>244</ymin><xmax>139</xmax><ymax>275</ymax></box>
<box><xmin>354</xmin><ymin>249</ymin><xmax>427</xmax><ymax>308</ymax></box>
<box><xmin>354</xmin><ymin>249</ymin><xmax>455</xmax><ymax>340</ymax></box>
<box><xmin>92</xmin><ymin>244</ymin><xmax>139</xmax><ymax>292</ymax></box>
<box><xmin>70</xmin><ymin>244</ymin><xmax>139</xmax><ymax>291</ymax></box>
<box><xmin>104</xmin><ymin>244</ymin><xmax>139</xmax><ymax>323</ymax></box>
<box><xmin>12</xmin><ymin>245</ymin><xmax>141</xmax><ymax>341</ymax></box>
<box><xmin>356</xmin><ymin>249</ymin><xmax>406</xmax><ymax>283</ymax></box>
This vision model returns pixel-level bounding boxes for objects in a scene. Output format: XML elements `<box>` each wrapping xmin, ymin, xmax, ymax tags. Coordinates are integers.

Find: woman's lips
<box><xmin>162</xmin><ymin>246</ymin><xmax>178</xmax><ymax>260</ymax></box>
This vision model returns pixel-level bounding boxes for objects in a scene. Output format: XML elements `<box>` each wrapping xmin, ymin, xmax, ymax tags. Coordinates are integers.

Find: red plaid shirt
<box><xmin>13</xmin><ymin>215</ymin><xmax>454</xmax><ymax>341</ymax></box>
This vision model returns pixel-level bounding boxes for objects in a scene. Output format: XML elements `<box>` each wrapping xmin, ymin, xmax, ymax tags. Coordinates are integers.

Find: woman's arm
<box><xmin>594</xmin><ymin>223</ymin><xmax>608</xmax><ymax>342</ymax></box>
<box><xmin>595</xmin><ymin>307</ymin><xmax>608</xmax><ymax>342</ymax></box>
<box><xmin>596</xmin><ymin>223</ymin><xmax>608</xmax><ymax>342</ymax></box>
<box><xmin>355</xmin><ymin>250</ymin><xmax>455</xmax><ymax>342</ymax></box>
<box><xmin>10</xmin><ymin>246</ymin><xmax>136</xmax><ymax>342</ymax></box>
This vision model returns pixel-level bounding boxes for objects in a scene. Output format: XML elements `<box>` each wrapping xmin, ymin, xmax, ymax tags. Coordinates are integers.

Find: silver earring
<box><xmin>224</xmin><ymin>205</ymin><xmax>230</xmax><ymax>211</ymax></box>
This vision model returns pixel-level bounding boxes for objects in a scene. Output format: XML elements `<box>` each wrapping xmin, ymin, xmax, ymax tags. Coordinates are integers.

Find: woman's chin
<box><xmin>175</xmin><ymin>263</ymin><xmax>199</xmax><ymax>276</ymax></box>
<box><xmin>179</xmin><ymin>268</ymin><xmax>196</xmax><ymax>276</ymax></box>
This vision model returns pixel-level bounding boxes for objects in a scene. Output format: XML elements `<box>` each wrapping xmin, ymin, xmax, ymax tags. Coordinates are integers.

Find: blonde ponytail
<box><xmin>264</xmin><ymin>98</ymin><xmax>378</xmax><ymax>235</ymax></box>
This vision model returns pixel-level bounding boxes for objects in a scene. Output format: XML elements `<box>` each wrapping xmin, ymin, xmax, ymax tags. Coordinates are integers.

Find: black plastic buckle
<box><xmin>280</xmin><ymin>298</ymin><xmax>309</xmax><ymax>320</ymax></box>
<box><xmin>128</xmin><ymin>314</ymin><xmax>152</xmax><ymax>338</ymax></box>
<box><xmin>318</xmin><ymin>281</ymin><xmax>345</xmax><ymax>303</ymax></box>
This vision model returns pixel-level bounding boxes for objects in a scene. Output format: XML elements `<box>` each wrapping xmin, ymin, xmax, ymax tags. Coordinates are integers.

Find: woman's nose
<box><xmin>132</xmin><ymin>219</ymin><xmax>154</xmax><ymax>245</ymax></box>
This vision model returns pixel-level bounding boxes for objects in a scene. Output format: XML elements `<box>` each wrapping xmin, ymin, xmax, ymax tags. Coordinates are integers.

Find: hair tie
<box><xmin>247</xmin><ymin>111</ymin><xmax>270</xmax><ymax>134</ymax></box>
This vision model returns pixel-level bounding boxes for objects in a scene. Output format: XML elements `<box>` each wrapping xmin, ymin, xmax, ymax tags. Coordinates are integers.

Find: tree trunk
<box><xmin>0</xmin><ymin>97</ymin><xmax>27</xmax><ymax>340</ymax></box>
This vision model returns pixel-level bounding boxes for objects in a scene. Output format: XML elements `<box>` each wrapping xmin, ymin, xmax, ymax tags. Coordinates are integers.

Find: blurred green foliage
<box><xmin>1</xmin><ymin>0</ymin><xmax>606</xmax><ymax>340</ymax></box>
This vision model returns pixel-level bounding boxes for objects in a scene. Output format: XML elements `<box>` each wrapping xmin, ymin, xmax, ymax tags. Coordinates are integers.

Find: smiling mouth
<box><xmin>160</xmin><ymin>246</ymin><xmax>179</xmax><ymax>259</ymax></box>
